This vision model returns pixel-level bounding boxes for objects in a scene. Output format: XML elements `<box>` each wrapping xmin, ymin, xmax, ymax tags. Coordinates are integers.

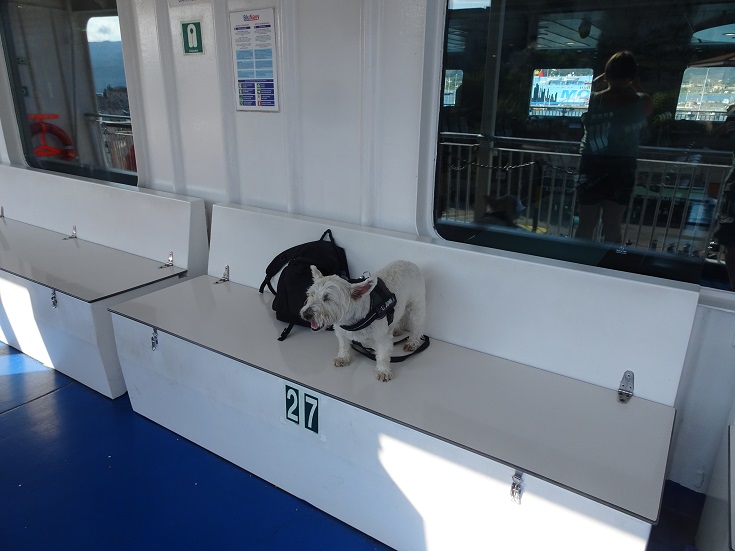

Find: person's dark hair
<box><xmin>605</xmin><ymin>51</ymin><xmax>638</xmax><ymax>81</ymax></box>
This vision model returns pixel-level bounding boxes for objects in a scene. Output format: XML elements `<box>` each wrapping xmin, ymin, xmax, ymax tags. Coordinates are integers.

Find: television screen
<box><xmin>675</xmin><ymin>67</ymin><xmax>735</xmax><ymax>122</ymax></box>
<box><xmin>528</xmin><ymin>68</ymin><xmax>593</xmax><ymax>117</ymax></box>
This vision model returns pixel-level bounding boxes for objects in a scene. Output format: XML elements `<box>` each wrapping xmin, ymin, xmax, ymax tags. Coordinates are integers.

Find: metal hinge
<box><xmin>151</xmin><ymin>328</ymin><xmax>158</xmax><ymax>351</ymax></box>
<box><xmin>158</xmin><ymin>251</ymin><xmax>174</xmax><ymax>269</ymax></box>
<box><xmin>510</xmin><ymin>471</ymin><xmax>524</xmax><ymax>505</ymax></box>
<box><xmin>214</xmin><ymin>265</ymin><xmax>230</xmax><ymax>284</ymax></box>
<box><xmin>51</xmin><ymin>289</ymin><xmax>58</xmax><ymax>308</ymax></box>
<box><xmin>62</xmin><ymin>225</ymin><xmax>77</xmax><ymax>240</ymax></box>
<box><xmin>618</xmin><ymin>370</ymin><xmax>634</xmax><ymax>403</ymax></box>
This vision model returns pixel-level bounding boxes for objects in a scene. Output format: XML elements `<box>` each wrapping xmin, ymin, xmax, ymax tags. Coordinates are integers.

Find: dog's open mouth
<box><xmin>310</xmin><ymin>320</ymin><xmax>322</xmax><ymax>331</ymax></box>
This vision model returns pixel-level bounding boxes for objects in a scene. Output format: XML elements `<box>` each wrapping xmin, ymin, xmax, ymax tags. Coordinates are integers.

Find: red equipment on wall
<box><xmin>28</xmin><ymin>114</ymin><xmax>76</xmax><ymax>160</ymax></box>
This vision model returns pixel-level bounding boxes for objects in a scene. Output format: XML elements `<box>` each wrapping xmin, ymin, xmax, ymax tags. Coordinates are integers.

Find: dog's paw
<box><xmin>375</xmin><ymin>369</ymin><xmax>393</xmax><ymax>382</ymax></box>
<box><xmin>334</xmin><ymin>356</ymin><xmax>352</xmax><ymax>367</ymax></box>
<box><xmin>403</xmin><ymin>340</ymin><xmax>419</xmax><ymax>352</ymax></box>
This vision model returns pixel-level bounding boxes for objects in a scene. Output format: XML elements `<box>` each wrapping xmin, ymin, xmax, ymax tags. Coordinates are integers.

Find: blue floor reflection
<box><xmin>0</xmin><ymin>343</ymin><xmax>392</xmax><ymax>550</ymax></box>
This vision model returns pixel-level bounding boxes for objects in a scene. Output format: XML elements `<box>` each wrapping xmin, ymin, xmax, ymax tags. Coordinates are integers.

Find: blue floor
<box><xmin>0</xmin><ymin>343</ymin><xmax>705</xmax><ymax>550</ymax></box>
<box><xmin>0</xmin><ymin>345</ymin><xmax>391</xmax><ymax>550</ymax></box>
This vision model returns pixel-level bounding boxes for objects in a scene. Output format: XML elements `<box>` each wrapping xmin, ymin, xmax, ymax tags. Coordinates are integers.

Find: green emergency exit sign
<box><xmin>182</xmin><ymin>21</ymin><xmax>203</xmax><ymax>55</ymax></box>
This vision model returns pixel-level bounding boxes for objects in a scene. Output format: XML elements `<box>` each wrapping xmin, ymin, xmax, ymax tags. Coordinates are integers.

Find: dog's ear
<box><xmin>350</xmin><ymin>277</ymin><xmax>377</xmax><ymax>300</ymax></box>
<box><xmin>310</xmin><ymin>265</ymin><xmax>324</xmax><ymax>281</ymax></box>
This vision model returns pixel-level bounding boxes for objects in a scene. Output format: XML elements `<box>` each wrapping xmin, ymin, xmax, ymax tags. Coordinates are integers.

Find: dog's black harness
<box><xmin>340</xmin><ymin>277</ymin><xmax>397</xmax><ymax>332</ymax></box>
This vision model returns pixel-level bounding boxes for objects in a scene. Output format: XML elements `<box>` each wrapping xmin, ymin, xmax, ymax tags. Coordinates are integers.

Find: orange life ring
<box><xmin>30</xmin><ymin>120</ymin><xmax>76</xmax><ymax>160</ymax></box>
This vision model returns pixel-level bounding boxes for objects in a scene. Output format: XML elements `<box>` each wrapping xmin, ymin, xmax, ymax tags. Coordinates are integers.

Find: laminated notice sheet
<box><xmin>230</xmin><ymin>8</ymin><xmax>279</xmax><ymax>112</ymax></box>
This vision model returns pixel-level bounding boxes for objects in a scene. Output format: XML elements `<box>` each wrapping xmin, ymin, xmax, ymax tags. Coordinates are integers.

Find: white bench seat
<box><xmin>0</xmin><ymin>217</ymin><xmax>185</xmax><ymax>302</ymax></box>
<box><xmin>0</xmin><ymin>167</ymin><xmax>208</xmax><ymax>398</ymax></box>
<box><xmin>110</xmin><ymin>274</ymin><xmax>673</xmax><ymax>524</ymax></box>
<box><xmin>109</xmin><ymin>203</ymin><xmax>698</xmax><ymax>549</ymax></box>
<box><xmin>0</xmin><ymin>216</ymin><xmax>189</xmax><ymax>398</ymax></box>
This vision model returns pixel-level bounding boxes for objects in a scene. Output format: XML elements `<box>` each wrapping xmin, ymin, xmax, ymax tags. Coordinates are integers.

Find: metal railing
<box><xmin>86</xmin><ymin>113</ymin><xmax>136</xmax><ymax>172</ymax></box>
<box><xmin>437</xmin><ymin>133</ymin><xmax>731</xmax><ymax>262</ymax></box>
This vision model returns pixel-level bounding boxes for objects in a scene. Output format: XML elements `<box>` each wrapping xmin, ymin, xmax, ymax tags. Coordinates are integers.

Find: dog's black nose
<box><xmin>302</xmin><ymin>308</ymin><xmax>312</xmax><ymax>321</ymax></box>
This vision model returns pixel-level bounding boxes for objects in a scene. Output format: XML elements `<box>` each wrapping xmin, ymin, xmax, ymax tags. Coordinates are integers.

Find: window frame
<box><xmin>433</xmin><ymin>0</ymin><xmax>735</xmax><ymax>289</ymax></box>
<box><xmin>0</xmin><ymin>1</ymin><xmax>137</xmax><ymax>186</ymax></box>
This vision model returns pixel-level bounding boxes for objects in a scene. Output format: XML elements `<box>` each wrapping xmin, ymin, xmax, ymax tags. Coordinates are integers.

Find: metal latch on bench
<box><xmin>213</xmin><ymin>265</ymin><xmax>229</xmax><ymax>284</ymax></box>
<box><xmin>158</xmin><ymin>251</ymin><xmax>174</xmax><ymax>269</ymax></box>
<box><xmin>151</xmin><ymin>328</ymin><xmax>158</xmax><ymax>351</ymax></box>
<box><xmin>510</xmin><ymin>471</ymin><xmax>524</xmax><ymax>504</ymax></box>
<box><xmin>617</xmin><ymin>370</ymin><xmax>634</xmax><ymax>404</ymax></box>
<box><xmin>51</xmin><ymin>289</ymin><xmax>58</xmax><ymax>308</ymax></box>
<box><xmin>62</xmin><ymin>225</ymin><xmax>77</xmax><ymax>240</ymax></box>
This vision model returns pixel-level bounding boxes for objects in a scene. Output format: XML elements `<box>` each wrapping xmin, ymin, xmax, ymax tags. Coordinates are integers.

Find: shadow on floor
<box><xmin>647</xmin><ymin>481</ymin><xmax>705</xmax><ymax>551</ymax></box>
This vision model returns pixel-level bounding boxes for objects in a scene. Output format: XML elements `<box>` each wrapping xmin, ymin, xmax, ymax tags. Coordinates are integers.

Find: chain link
<box><xmin>449</xmin><ymin>158</ymin><xmax>577</xmax><ymax>176</ymax></box>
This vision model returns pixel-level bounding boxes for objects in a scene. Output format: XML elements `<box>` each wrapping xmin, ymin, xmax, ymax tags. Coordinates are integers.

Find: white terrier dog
<box><xmin>300</xmin><ymin>260</ymin><xmax>426</xmax><ymax>381</ymax></box>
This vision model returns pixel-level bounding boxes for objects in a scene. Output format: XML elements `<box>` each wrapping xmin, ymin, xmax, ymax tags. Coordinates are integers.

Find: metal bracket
<box><xmin>158</xmin><ymin>251</ymin><xmax>174</xmax><ymax>269</ymax></box>
<box><xmin>510</xmin><ymin>471</ymin><xmax>524</xmax><ymax>504</ymax></box>
<box><xmin>214</xmin><ymin>265</ymin><xmax>230</xmax><ymax>284</ymax></box>
<box><xmin>618</xmin><ymin>370</ymin><xmax>634</xmax><ymax>403</ymax></box>
<box><xmin>51</xmin><ymin>289</ymin><xmax>58</xmax><ymax>308</ymax></box>
<box><xmin>62</xmin><ymin>225</ymin><xmax>77</xmax><ymax>240</ymax></box>
<box><xmin>151</xmin><ymin>328</ymin><xmax>158</xmax><ymax>351</ymax></box>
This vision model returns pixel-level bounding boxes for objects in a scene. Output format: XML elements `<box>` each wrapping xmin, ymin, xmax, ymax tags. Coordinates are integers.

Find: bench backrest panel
<box><xmin>209</xmin><ymin>203</ymin><xmax>699</xmax><ymax>406</ymax></box>
<box><xmin>0</xmin><ymin>166</ymin><xmax>208</xmax><ymax>275</ymax></box>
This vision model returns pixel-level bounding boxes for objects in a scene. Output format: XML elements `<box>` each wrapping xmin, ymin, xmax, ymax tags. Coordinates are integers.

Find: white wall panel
<box><xmin>128</xmin><ymin>0</ymin><xmax>178</xmax><ymax>192</ymax></box>
<box><xmin>226</xmin><ymin>0</ymin><xmax>293</xmax><ymax>212</ymax></box>
<box><xmin>0</xmin><ymin>115</ymin><xmax>8</xmax><ymax>165</ymax></box>
<box><xmin>167</xmin><ymin>2</ymin><xmax>228</xmax><ymax>202</ymax></box>
<box><xmin>216</xmin><ymin>0</ymin><xmax>428</xmax><ymax>231</ymax></box>
<box><xmin>669</xmin><ymin>290</ymin><xmax>735</xmax><ymax>492</ymax></box>
<box><xmin>370</xmin><ymin>0</ymin><xmax>428</xmax><ymax>232</ymax></box>
<box><xmin>293</xmin><ymin>1</ymin><xmax>362</xmax><ymax>222</ymax></box>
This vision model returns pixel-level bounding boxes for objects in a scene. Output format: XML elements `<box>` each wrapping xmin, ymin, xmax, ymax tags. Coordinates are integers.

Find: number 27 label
<box><xmin>285</xmin><ymin>384</ymin><xmax>319</xmax><ymax>435</ymax></box>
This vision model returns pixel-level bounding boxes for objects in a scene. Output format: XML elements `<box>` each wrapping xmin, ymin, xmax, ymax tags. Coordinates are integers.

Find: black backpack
<box><xmin>259</xmin><ymin>229</ymin><xmax>350</xmax><ymax>341</ymax></box>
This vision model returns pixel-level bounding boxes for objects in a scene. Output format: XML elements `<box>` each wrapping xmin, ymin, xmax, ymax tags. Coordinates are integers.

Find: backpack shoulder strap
<box><xmin>278</xmin><ymin>322</ymin><xmax>295</xmax><ymax>341</ymax></box>
<box><xmin>259</xmin><ymin>243</ymin><xmax>307</xmax><ymax>294</ymax></box>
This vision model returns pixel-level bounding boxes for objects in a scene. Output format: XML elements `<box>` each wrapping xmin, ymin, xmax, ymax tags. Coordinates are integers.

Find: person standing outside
<box><xmin>575</xmin><ymin>51</ymin><xmax>654</xmax><ymax>243</ymax></box>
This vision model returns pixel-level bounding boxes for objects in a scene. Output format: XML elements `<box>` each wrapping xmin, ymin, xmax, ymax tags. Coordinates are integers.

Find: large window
<box><xmin>0</xmin><ymin>1</ymin><xmax>136</xmax><ymax>185</ymax></box>
<box><xmin>436</xmin><ymin>0</ymin><xmax>735</xmax><ymax>289</ymax></box>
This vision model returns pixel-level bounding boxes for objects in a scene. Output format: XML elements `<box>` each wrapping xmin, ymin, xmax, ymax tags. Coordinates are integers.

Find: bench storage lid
<box><xmin>0</xmin><ymin>217</ymin><xmax>185</xmax><ymax>302</ymax></box>
<box><xmin>110</xmin><ymin>274</ymin><xmax>675</xmax><ymax>523</ymax></box>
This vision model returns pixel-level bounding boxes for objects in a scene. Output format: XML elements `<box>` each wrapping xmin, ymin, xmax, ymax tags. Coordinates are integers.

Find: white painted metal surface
<box><xmin>0</xmin><ymin>166</ymin><xmax>209</xmax><ymax>276</ymax></box>
<box><xmin>697</xmin><ymin>423</ymin><xmax>735</xmax><ymax>551</ymax></box>
<box><xmin>0</xmin><ymin>170</ymin><xmax>209</xmax><ymax>397</ymax></box>
<box><xmin>111</xmin><ymin>309</ymin><xmax>654</xmax><ymax>549</ymax></box>
<box><xmin>119</xmin><ymin>0</ymin><xmax>430</xmax><ymax>232</ymax></box>
<box><xmin>0</xmin><ymin>268</ymin><xmax>187</xmax><ymax>398</ymax></box>
<box><xmin>669</xmin><ymin>302</ymin><xmax>735</xmax><ymax>492</ymax></box>
<box><xmin>0</xmin><ymin>0</ymin><xmax>726</xmax><ymax>504</ymax></box>
<box><xmin>207</xmin><ymin>203</ymin><xmax>699</xmax><ymax>407</ymax></box>
<box><xmin>111</xmin><ymin>274</ymin><xmax>674</xmax><ymax>523</ymax></box>
<box><xmin>0</xmin><ymin>217</ymin><xmax>185</xmax><ymax>302</ymax></box>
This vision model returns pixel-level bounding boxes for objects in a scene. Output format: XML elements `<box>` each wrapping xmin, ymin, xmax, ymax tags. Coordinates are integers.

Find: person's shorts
<box><xmin>576</xmin><ymin>155</ymin><xmax>637</xmax><ymax>206</ymax></box>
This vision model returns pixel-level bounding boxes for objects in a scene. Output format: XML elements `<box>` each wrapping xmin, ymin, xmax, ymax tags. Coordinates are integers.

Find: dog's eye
<box><xmin>323</xmin><ymin>293</ymin><xmax>331</xmax><ymax>301</ymax></box>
